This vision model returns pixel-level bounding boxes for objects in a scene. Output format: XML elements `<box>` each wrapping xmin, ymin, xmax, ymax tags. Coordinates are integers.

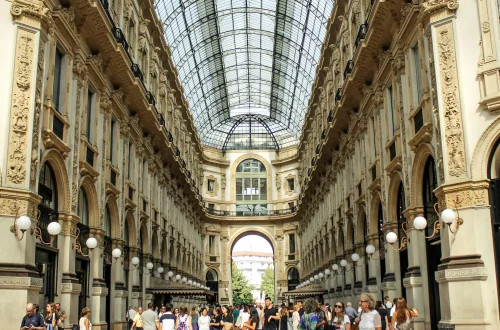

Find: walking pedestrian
<box><xmin>79</xmin><ymin>307</ymin><xmax>92</xmax><ymax>330</ymax></box>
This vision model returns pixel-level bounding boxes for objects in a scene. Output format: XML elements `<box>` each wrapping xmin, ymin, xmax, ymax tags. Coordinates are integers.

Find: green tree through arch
<box><xmin>232</xmin><ymin>262</ymin><xmax>254</xmax><ymax>305</ymax></box>
<box><xmin>261</xmin><ymin>268</ymin><xmax>275</xmax><ymax>302</ymax></box>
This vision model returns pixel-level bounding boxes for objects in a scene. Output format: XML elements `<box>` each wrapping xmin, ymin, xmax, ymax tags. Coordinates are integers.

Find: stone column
<box><xmin>0</xmin><ymin>1</ymin><xmax>49</xmax><ymax>327</ymax></box>
<box><xmin>381</xmin><ymin>222</ymin><xmax>399</xmax><ymax>299</ymax></box>
<box><xmin>90</xmin><ymin>230</ymin><xmax>107</xmax><ymax>329</ymax></box>
<box><xmin>112</xmin><ymin>239</ymin><xmax>126</xmax><ymax>330</ymax></box>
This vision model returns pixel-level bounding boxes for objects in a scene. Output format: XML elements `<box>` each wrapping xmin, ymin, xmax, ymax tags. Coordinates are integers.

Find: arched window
<box><xmin>423</xmin><ymin>158</ymin><xmax>438</xmax><ymax>236</ymax></box>
<box><xmin>104</xmin><ymin>205</ymin><xmax>112</xmax><ymax>238</ymax></box>
<box><xmin>36</xmin><ymin>162</ymin><xmax>58</xmax><ymax>303</ymax></box>
<box><xmin>235</xmin><ymin>158</ymin><xmax>267</xmax><ymax>215</ymax></box>
<box><xmin>287</xmin><ymin>267</ymin><xmax>300</xmax><ymax>291</ymax></box>
<box><xmin>77</xmin><ymin>188</ymin><xmax>89</xmax><ymax>226</ymax></box>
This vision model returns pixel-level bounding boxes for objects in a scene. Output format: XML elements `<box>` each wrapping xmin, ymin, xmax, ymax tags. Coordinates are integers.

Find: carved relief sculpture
<box><xmin>436</xmin><ymin>27</ymin><xmax>466</xmax><ymax>178</ymax></box>
<box><xmin>7</xmin><ymin>31</ymin><xmax>35</xmax><ymax>185</ymax></box>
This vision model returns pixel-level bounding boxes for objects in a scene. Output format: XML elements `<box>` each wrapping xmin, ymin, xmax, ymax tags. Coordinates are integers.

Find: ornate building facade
<box><xmin>2</xmin><ymin>0</ymin><xmax>500</xmax><ymax>330</ymax></box>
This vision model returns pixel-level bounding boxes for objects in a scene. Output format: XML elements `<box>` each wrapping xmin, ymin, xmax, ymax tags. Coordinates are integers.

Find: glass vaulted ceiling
<box><xmin>155</xmin><ymin>0</ymin><xmax>334</xmax><ymax>150</ymax></box>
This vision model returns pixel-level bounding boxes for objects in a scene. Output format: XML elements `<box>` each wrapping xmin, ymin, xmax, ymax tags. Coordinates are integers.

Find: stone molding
<box><xmin>435</xmin><ymin>267</ymin><xmax>488</xmax><ymax>283</ymax></box>
<box><xmin>92</xmin><ymin>286</ymin><xmax>109</xmax><ymax>296</ymax></box>
<box><xmin>403</xmin><ymin>276</ymin><xmax>423</xmax><ymax>288</ymax></box>
<box><xmin>61</xmin><ymin>283</ymin><xmax>81</xmax><ymax>294</ymax></box>
<box><xmin>380</xmin><ymin>281</ymin><xmax>396</xmax><ymax>290</ymax></box>
<box><xmin>0</xmin><ymin>276</ymin><xmax>42</xmax><ymax>289</ymax></box>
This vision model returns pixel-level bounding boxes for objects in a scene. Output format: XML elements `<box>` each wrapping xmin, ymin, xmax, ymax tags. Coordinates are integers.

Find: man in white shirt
<box><xmin>390</xmin><ymin>298</ymin><xmax>397</xmax><ymax>318</ymax></box>
<box><xmin>127</xmin><ymin>306</ymin><xmax>137</xmax><ymax>329</ymax></box>
<box><xmin>160</xmin><ymin>303</ymin><xmax>176</xmax><ymax>330</ymax></box>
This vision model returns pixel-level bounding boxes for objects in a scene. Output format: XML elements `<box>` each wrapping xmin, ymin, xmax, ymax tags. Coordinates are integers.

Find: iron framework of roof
<box><xmin>155</xmin><ymin>0</ymin><xmax>334</xmax><ymax>150</ymax></box>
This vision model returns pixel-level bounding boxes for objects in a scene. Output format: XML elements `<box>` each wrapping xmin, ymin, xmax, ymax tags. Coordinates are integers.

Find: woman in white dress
<box><xmin>79</xmin><ymin>307</ymin><xmax>92</xmax><ymax>330</ymax></box>
<box><xmin>292</xmin><ymin>303</ymin><xmax>300</xmax><ymax>330</ymax></box>
<box><xmin>355</xmin><ymin>293</ymin><xmax>382</xmax><ymax>330</ymax></box>
<box><xmin>199</xmin><ymin>308</ymin><xmax>211</xmax><ymax>330</ymax></box>
<box><xmin>332</xmin><ymin>302</ymin><xmax>350</xmax><ymax>330</ymax></box>
<box><xmin>391</xmin><ymin>298</ymin><xmax>418</xmax><ymax>330</ymax></box>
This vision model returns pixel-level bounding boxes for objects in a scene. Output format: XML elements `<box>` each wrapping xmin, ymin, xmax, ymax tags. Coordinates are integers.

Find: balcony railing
<box><xmin>206</xmin><ymin>207</ymin><xmax>296</xmax><ymax>217</ymax></box>
<box><xmin>343</xmin><ymin>60</ymin><xmax>354</xmax><ymax>79</ymax></box>
<box><xmin>355</xmin><ymin>23</ymin><xmax>368</xmax><ymax>48</ymax></box>
<box><xmin>335</xmin><ymin>88</ymin><xmax>342</xmax><ymax>102</ymax></box>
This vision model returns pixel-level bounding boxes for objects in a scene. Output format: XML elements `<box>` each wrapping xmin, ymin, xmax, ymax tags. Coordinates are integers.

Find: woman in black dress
<box><xmin>375</xmin><ymin>301</ymin><xmax>389</xmax><ymax>330</ymax></box>
<box><xmin>44</xmin><ymin>303</ymin><xmax>59</xmax><ymax>330</ymax></box>
<box><xmin>280</xmin><ymin>303</ymin><xmax>288</xmax><ymax>330</ymax></box>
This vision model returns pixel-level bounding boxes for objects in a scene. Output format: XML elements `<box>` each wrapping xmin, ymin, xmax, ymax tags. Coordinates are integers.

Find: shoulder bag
<box><xmin>350</xmin><ymin>311</ymin><xmax>362</xmax><ymax>330</ymax></box>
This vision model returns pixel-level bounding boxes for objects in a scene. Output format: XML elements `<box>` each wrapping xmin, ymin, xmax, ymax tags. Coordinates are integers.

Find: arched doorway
<box><xmin>36</xmin><ymin>162</ymin><xmax>59</xmax><ymax>308</ymax></box>
<box><xmin>206</xmin><ymin>269</ymin><xmax>219</xmax><ymax>304</ymax></box>
<box><xmin>488</xmin><ymin>139</ymin><xmax>500</xmax><ymax>306</ymax></box>
<box><xmin>231</xmin><ymin>234</ymin><xmax>274</xmax><ymax>305</ymax></box>
<box><xmin>396</xmin><ymin>182</ymin><xmax>408</xmax><ymax>300</ymax></box>
<box><xmin>287</xmin><ymin>268</ymin><xmax>299</xmax><ymax>291</ymax></box>
<box><xmin>422</xmin><ymin>157</ymin><xmax>440</xmax><ymax>330</ymax></box>
<box><xmin>76</xmin><ymin>187</ymin><xmax>91</xmax><ymax>315</ymax></box>
<box><xmin>103</xmin><ymin>205</ymin><xmax>112</xmax><ymax>329</ymax></box>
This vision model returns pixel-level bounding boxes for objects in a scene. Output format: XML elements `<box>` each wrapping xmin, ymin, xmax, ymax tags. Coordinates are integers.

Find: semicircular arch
<box><xmin>230</xmin><ymin>154</ymin><xmax>273</xmax><ymax>203</ymax></box>
<box><xmin>229</xmin><ymin>227</ymin><xmax>276</xmax><ymax>253</ymax></box>
<box><xmin>40</xmin><ymin>149</ymin><xmax>70</xmax><ymax>213</ymax></box>
<box><xmin>411</xmin><ymin>144</ymin><xmax>436</xmax><ymax>207</ymax></box>
<box><xmin>387</xmin><ymin>171</ymin><xmax>405</xmax><ymax>223</ymax></box>
<box><xmin>105</xmin><ymin>194</ymin><xmax>121</xmax><ymax>239</ymax></box>
<box><xmin>79</xmin><ymin>175</ymin><xmax>99</xmax><ymax>228</ymax></box>
<box><xmin>125</xmin><ymin>210</ymin><xmax>137</xmax><ymax>248</ymax></box>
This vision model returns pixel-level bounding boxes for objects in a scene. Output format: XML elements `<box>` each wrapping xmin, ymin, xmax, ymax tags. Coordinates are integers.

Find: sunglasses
<box><xmin>334</xmin><ymin>305</ymin><xmax>343</xmax><ymax>309</ymax></box>
<box><xmin>360</xmin><ymin>300</ymin><xmax>368</xmax><ymax>303</ymax></box>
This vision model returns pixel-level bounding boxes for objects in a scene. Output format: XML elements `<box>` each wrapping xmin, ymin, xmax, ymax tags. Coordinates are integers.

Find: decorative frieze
<box><xmin>0</xmin><ymin>276</ymin><xmax>43</xmax><ymax>289</ymax></box>
<box><xmin>435</xmin><ymin>267</ymin><xmax>488</xmax><ymax>282</ymax></box>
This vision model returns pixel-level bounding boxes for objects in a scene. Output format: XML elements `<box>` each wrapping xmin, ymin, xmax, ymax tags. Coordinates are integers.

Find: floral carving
<box><xmin>7</xmin><ymin>33</ymin><xmax>34</xmax><ymax>185</ymax></box>
<box><xmin>29</xmin><ymin>39</ymin><xmax>45</xmax><ymax>189</ymax></box>
<box><xmin>71</xmin><ymin>82</ymin><xmax>83</xmax><ymax>212</ymax></box>
<box><xmin>437</xmin><ymin>27</ymin><xmax>466</xmax><ymax>177</ymax></box>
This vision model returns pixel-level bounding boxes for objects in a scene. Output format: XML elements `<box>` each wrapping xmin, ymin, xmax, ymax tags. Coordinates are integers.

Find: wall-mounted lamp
<box><xmin>385</xmin><ymin>202</ymin><xmax>464</xmax><ymax>251</ymax></box>
<box><xmin>10</xmin><ymin>212</ymin><xmax>61</xmax><ymax>244</ymax></box>
<box><xmin>158</xmin><ymin>267</ymin><xmax>164</xmax><ymax>275</ymax></box>
<box><xmin>324</xmin><ymin>268</ymin><xmax>331</xmax><ymax>278</ymax></box>
<box><xmin>73</xmin><ymin>228</ymin><xmax>98</xmax><ymax>257</ymax></box>
<box><xmin>102</xmin><ymin>240</ymin><xmax>122</xmax><ymax>265</ymax></box>
<box><xmin>413</xmin><ymin>203</ymin><xmax>463</xmax><ymax>237</ymax></box>
<box><xmin>131</xmin><ymin>256</ymin><xmax>140</xmax><ymax>270</ymax></box>
<box><xmin>167</xmin><ymin>271</ymin><xmax>174</xmax><ymax>280</ymax></box>
<box><xmin>143</xmin><ymin>262</ymin><xmax>154</xmax><ymax>275</ymax></box>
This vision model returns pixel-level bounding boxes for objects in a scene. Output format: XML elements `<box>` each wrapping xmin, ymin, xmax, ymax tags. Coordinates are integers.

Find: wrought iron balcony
<box><xmin>343</xmin><ymin>60</ymin><xmax>354</xmax><ymax>79</ymax></box>
<box><xmin>311</xmin><ymin>157</ymin><xmax>316</xmax><ymax>166</ymax></box>
<box><xmin>131</xmin><ymin>64</ymin><xmax>144</xmax><ymax>82</ymax></box>
<box><xmin>355</xmin><ymin>23</ymin><xmax>368</xmax><ymax>48</ymax></box>
<box><xmin>181</xmin><ymin>159</ymin><xmax>186</xmax><ymax>168</ymax></box>
<box><xmin>308</xmin><ymin>168</ymin><xmax>312</xmax><ymax>176</ymax></box>
<box><xmin>335</xmin><ymin>88</ymin><xmax>342</xmax><ymax>102</ymax></box>
<box><xmin>168</xmin><ymin>132</ymin><xmax>173</xmax><ymax>143</ymax></box>
<box><xmin>158</xmin><ymin>113</ymin><xmax>165</xmax><ymax>127</ymax></box>
<box><xmin>316</xmin><ymin>144</ymin><xmax>321</xmax><ymax>154</ymax></box>
<box><xmin>206</xmin><ymin>207</ymin><xmax>296</xmax><ymax>217</ymax></box>
<box><xmin>146</xmin><ymin>91</ymin><xmax>156</xmax><ymax>106</ymax></box>
<box><xmin>187</xmin><ymin>170</ymin><xmax>191</xmax><ymax>178</ymax></box>
<box><xmin>321</xmin><ymin>129</ymin><xmax>327</xmax><ymax>140</ymax></box>
<box><xmin>112</xmin><ymin>27</ymin><xmax>129</xmax><ymax>52</ymax></box>
<box><xmin>328</xmin><ymin>110</ymin><xmax>334</xmax><ymax>122</ymax></box>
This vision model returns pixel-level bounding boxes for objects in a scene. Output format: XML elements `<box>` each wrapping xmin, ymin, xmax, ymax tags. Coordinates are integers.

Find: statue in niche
<box><xmin>276</xmin><ymin>173</ymin><xmax>282</xmax><ymax>191</ymax></box>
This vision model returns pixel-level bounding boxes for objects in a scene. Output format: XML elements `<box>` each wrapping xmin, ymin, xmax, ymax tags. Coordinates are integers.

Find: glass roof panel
<box><xmin>155</xmin><ymin>0</ymin><xmax>334</xmax><ymax>150</ymax></box>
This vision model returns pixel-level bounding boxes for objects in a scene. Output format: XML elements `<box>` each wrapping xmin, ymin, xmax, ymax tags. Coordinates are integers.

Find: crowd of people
<box><xmin>20</xmin><ymin>293</ymin><xmax>417</xmax><ymax>330</ymax></box>
<box><xmin>20</xmin><ymin>302</ymin><xmax>68</xmax><ymax>330</ymax></box>
<box><xmin>124</xmin><ymin>293</ymin><xmax>417</xmax><ymax>330</ymax></box>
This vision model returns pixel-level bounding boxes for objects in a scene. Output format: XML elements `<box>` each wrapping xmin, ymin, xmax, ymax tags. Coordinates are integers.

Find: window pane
<box><xmin>236</xmin><ymin>178</ymin><xmax>242</xmax><ymax>194</ymax></box>
<box><xmin>252</xmin><ymin>178</ymin><xmax>259</xmax><ymax>194</ymax></box>
<box><xmin>244</xmin><ymin>178</ymin><xmax>251</xmax><ymax>194</ymax></box>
